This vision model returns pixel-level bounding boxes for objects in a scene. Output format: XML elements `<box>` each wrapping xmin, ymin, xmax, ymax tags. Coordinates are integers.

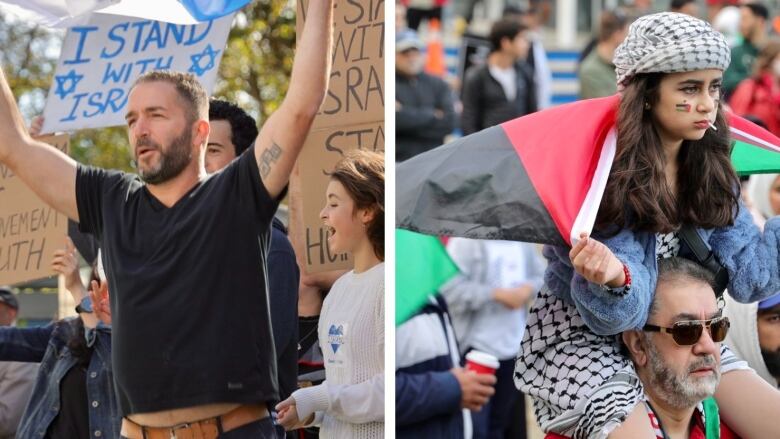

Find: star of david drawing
<box><xmin>54</xmin><ymin>69</ymin><xmax>84</xmax><ymax>99</ymax></box>
<box><xmin>329</xmin><ymin>324</ymin><xmax>344</xmax><ymax>354</ymax></box>
<box><xmin>189</xmin><ymin>44</ymin><xmax>221</xmax><ymax>77</ymax></box>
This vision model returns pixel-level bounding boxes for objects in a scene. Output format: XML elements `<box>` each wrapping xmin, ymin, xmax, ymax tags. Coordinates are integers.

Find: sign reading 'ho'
<box><xmin>41</xmin><ymin>13</ymin><xmax>234</xmax><ymax>134</ymax></box>
<box><xmin>0</xmin><ymin>135</ymin><xmax>70</xmax><ymax>285</ymax></box>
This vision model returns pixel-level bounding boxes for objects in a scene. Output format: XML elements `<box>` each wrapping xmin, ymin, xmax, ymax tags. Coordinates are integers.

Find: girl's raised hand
<box><xmin>569</xmin><ymin>233</ymin><xmax>626</xmax><ymax>288</ymax></box>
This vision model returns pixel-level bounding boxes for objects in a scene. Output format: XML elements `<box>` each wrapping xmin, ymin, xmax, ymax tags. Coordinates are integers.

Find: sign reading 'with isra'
<box><xmin>0</xmin><ymin>135</ymin><xmax>70</xmax><ymax>285</ymax></box>
<box><xmin>41</xmin><ymin>13</ymin><xmax>233</xmax><ymax>134</ymax></box>
<box><xmin>291</xmin><ymin>0</ymin><xmax>385</xmax><ymax>274</ymax></box>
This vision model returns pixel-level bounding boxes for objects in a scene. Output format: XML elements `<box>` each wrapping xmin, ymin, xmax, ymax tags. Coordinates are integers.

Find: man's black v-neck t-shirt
<box><xmin>76</xmin><ymin>149</ymin><xmax>279</xmax><ymax>416</ymax></box>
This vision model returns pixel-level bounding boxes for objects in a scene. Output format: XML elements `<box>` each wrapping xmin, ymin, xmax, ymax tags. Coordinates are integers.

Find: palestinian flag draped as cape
<box><xmin>396</xmin><ymin>94</ymin><xmax>780</xmax><ymax>247</ymax></box>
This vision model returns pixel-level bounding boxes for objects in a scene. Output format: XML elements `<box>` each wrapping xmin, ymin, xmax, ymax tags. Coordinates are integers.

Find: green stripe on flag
<box><xmin>732</xmin><ymin>140</ymin><xmax>780</xmax><ymax>175</ymax></box>
<box><xmin>395</xmin><ymin>229</ymin><xmax>459</xmax><ymax>326</ymax></box>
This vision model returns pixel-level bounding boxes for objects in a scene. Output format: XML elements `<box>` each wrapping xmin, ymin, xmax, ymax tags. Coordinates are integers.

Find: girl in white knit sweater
<box><xmin>277</xmin><ymin>151</ymin><xmax>385</xmax><ymax>438</ymax></box>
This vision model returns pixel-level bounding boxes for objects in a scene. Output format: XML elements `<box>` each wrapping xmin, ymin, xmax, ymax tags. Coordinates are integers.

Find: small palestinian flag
<box><xmin>396</xmin><ymin>95</ymin><xmax>780</xmax><ymax>247</ymax></box>
<box><xmin>728</xmin><ymin>112</ymin><xmax>780</xmax><ymax>175</ymax></box>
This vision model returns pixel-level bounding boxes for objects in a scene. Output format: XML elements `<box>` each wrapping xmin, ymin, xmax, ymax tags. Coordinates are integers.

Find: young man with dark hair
<box><xmin>0</xmin><ymin>0</ymin><xmax>334</xmax><ymax>436</ymax></box>
<box><xmin>724</xmin><ymin>1</ymin><xmax>769</xmax><ymax>96</ymax></box>
<box><xmin>486</xmin><ymin>20</ymin><xmax>528</xmax><ymax>63</ymax></box>
<box><xmin>461</xmin><ymin>19</ymin><xmax>536</xmax><ymax>135</ymax></box>
<box><xmin>206</xmin><ymin>99</ymin><xmax>259</xmax><ymax>173</ymax></box>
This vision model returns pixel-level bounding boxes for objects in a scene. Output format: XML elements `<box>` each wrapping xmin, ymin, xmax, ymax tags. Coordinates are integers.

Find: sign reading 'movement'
<box><xmin>291</xmin><ymin>0</ymin><xmax>385</xmax><ymax>274</ymax></box>
<box><xmin>41</xmin><ymin>13</ymin><xmax>233</xmax><ymax>133</ymax></box>
<box><xmin>0</xmin><ymin>135</ymin><xmax>70</xmax><ymax>285</ymax></box>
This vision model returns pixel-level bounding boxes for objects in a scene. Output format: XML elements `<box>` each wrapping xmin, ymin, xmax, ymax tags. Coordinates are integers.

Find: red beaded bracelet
<box><xmin>622</xmin><ymin>263</ymin><xmax>631</xmax><ymax>288</ymax></box>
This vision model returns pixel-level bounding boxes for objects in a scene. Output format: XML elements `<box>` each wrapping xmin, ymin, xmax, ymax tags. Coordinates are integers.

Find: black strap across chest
<box><xmin>678</xmin><ymin>225</ymin><xmax>729</xmax><ymax>299</ymax></box>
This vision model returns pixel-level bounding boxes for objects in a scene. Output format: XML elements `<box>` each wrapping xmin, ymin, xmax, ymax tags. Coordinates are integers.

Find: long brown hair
<box><xmin>595</xmin><ymin>73</ymin><xmax>740</xmax><ymax>233</ymax></box>
<box><xmin>330</xmin><ymin>150</ymin><xmax>385</xmax><ymax>260</ymax></box>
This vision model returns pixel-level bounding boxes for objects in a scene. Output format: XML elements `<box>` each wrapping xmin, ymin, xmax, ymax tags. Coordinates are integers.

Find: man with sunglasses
<box><xmin>621</xmin><ymin>257</ymin><xmax>741</xmax><ymax>439</ymax></box>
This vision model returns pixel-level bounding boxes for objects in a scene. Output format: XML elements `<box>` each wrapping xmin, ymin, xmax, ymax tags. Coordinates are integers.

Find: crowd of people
<box><xmin>3</xmin><ymin>1</ymin><xmax>780</xmax><ymax>438</ymax></box>
<box><xmin>0</xmin><ymin>0</ymin><xmax>385</xmax><ymax>438</ymax></box>
<box><xmin>396</xmin><ymin>1</ymin><xmax>780</xmax><ymax>439</ymax></box>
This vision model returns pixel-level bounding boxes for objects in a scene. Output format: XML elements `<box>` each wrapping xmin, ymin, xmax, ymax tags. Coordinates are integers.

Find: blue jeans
<box><xmin>219</xmin><ymin>417</ymin><xmax>280</xmax><ymax>438</ymax></box>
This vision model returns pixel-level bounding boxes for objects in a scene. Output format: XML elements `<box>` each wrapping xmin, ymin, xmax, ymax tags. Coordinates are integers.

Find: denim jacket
<box><xmin>543</xmin><ymin>201</ymin><xmax>780</xmax><ymax>335</ymax></box>
<box><xmin>0</xmin><ymin>318</ymin><xmax>118</xmax><ymax>439</ymax></box>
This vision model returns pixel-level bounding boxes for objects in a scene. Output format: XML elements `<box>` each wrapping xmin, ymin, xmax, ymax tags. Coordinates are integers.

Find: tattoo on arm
<box><xmin>259</xmin><ymin>142</ymin><xmax>283</xmax><ymax>178</ymax></box>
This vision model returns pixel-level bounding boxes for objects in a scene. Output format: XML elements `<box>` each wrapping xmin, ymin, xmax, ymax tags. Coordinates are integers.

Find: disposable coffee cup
<box><xmin>465</xmin><ymin>350</ymin><xmax>499</xmax><ymax>375</ymax></box>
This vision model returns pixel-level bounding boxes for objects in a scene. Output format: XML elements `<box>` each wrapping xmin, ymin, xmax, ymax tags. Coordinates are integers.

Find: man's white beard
<box><xmin>645</xmin><ymin>336</ymin><xmax>721</xmax><ymax>409</ymax></box>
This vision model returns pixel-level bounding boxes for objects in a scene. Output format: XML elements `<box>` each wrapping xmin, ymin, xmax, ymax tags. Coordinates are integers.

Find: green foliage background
<box><xmin>0</xmin><ymin>0</ymin><xmax>295</xmax><ymax>172</ymax></box>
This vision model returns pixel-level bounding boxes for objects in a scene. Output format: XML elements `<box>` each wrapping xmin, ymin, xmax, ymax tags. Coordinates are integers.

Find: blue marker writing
<box><xmin>101</xmin><ymin>22</ymin><xmax>129</xmax><ymax>59</ymax></box>
<box><xmin>60</xmin><ymin>93</ymin><xmax>89</xmax><ymax>122</ymax></box>
<box><xmin>63</xmin><ymin>26</ymin><xmax>99</xmax><ymax>65</ymax></box>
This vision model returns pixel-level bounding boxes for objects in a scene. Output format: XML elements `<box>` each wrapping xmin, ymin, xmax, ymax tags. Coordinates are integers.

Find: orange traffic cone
<box><xmin>425</xmin><ymin>18</ymin><xmax>446</xmax><ymax>78</ymax></box>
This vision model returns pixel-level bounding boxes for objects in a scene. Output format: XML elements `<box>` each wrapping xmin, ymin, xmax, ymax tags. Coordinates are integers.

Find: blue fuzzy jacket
<box><xmin>544</xmin><ymin>202</ymin><xmax>780</xmax><ymax>335</ymax></box>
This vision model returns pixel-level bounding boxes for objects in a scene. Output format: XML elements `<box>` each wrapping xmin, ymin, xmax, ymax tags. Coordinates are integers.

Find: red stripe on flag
<box><xmin>500</xmin><ymin>95</ymin><xmax>619</xmax><ymax>245</ymax></box>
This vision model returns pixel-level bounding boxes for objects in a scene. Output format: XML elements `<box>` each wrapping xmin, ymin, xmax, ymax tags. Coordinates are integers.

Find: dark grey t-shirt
<box><xmin>76</xmin><ymin>149</ymin><xmax>279</xmax><ymax>415</ymax></box>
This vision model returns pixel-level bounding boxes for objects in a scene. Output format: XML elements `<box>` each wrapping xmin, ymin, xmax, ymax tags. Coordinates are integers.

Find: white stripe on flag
<box><xmin>570</xmin><ymin>127</ymin><xmax>617</xmax><ymax>245</ymax></box>
<box><xmin>97</xmin><ymin>0</ymin><xmax>200</xmax><ymax>25</ymax></box>
<box><xmin>730</xmin><ymin>126</ymin><xmax>780</xmax><ymax>153</ymax></box>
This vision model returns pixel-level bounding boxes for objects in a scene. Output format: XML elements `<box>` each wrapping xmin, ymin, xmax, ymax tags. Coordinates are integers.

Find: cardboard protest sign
<box><xmin>290</xmin><ymin>0</ymin><xmax>385</xmax><ymax>274</ymax></box>
<box><xmin>0</xmin><ymin>135</ymin><xmax>70</xmax><ymax>285</ymax></box>
<box><xmin>41</xmin><ymin>13</ymin><xmax>234</xmax><ymax>133</ymax></box>
<box><xmin>297</xmin><ymin>0</ymin><xmax>384</xmax><ymax>130</ymax></box>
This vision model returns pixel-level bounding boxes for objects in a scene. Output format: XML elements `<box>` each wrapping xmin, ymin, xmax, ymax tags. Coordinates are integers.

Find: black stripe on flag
<box><xmin>396</xmin><ymin>126</ymin><xmax>566</xmax><ymax>246</ymax></box>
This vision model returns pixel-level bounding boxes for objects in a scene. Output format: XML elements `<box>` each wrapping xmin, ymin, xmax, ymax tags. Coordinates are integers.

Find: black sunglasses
<box><xmin>643</xmin><ymin>316</ymin><xmax>730</xmax><ymax>346</ymax></box>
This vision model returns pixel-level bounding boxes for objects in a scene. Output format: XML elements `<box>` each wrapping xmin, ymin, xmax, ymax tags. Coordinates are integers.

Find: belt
<box><xmin>120</xmin><ymin>403</ymin><xmax>269</xmax><ymax>439</ymax></box>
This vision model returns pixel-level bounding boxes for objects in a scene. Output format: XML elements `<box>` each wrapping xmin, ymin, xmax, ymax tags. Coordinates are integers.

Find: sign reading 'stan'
<box><xmin>294</xmin><ymin>121</ymin><xmax>384</xmax><ymax>271</ymax></box>
<box><xmin>0</xmin><ymin>134</ymin><xmax>70</xmax><ymax>285</ymax></box>
<box><xmin>291</xmin><ymin>0</ymin><xmax>385</xmax><ymax>274</ymax></box>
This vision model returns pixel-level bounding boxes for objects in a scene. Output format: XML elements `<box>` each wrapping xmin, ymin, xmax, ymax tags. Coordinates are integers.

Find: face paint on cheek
<box><xmin>675</xmin><ymin>101</ymin><xmax>691</xmax><ymax>112</ymax></box>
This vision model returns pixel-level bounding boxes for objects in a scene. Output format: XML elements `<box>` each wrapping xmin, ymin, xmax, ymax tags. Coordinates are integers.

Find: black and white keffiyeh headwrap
<box><xmin>614</xmin><ymin>12</ymin><xmax>731</xmax><ymax>90</ymax></box>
